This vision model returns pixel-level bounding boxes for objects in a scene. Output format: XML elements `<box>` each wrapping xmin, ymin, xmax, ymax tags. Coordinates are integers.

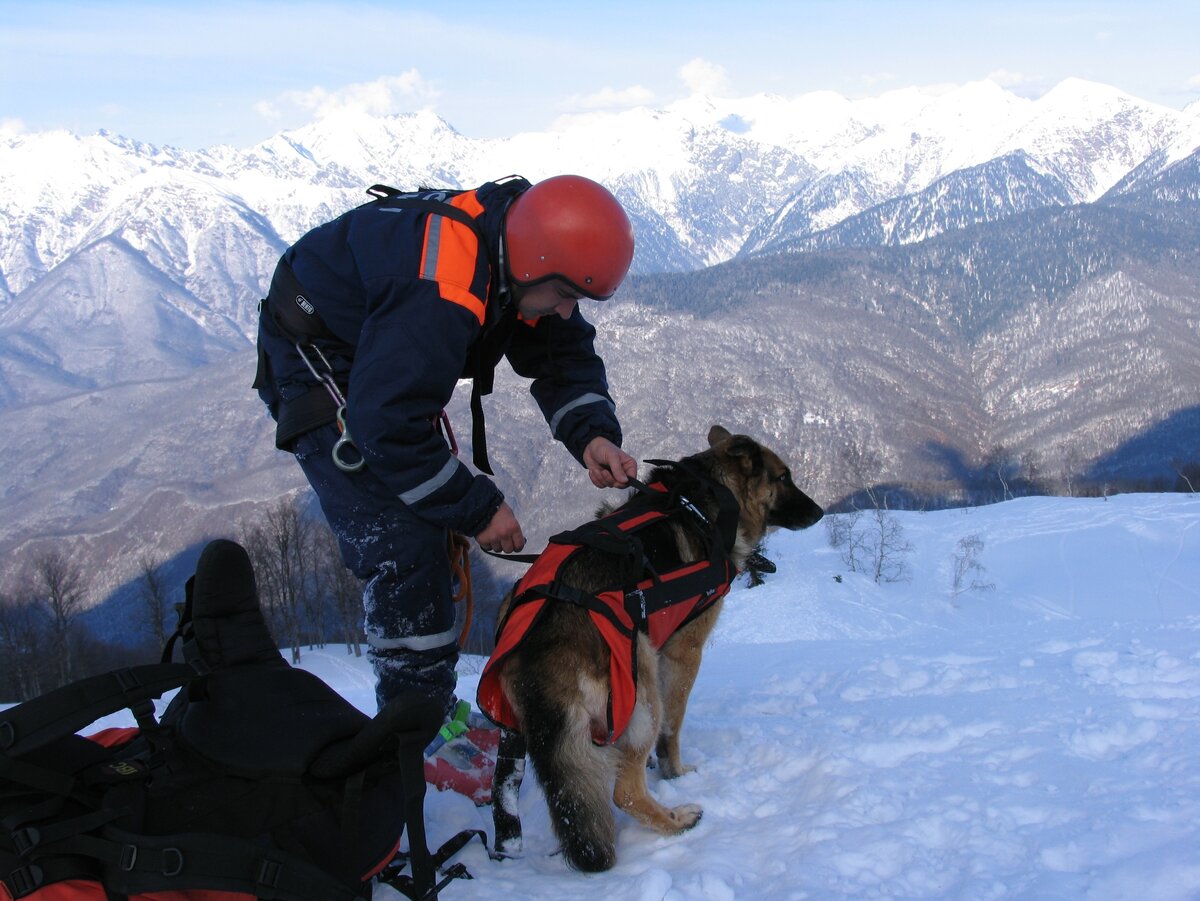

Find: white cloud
<box><xmin>679</xmin><ymin>58</ymin><xmax>731</xmax><ymax>97</ymax></box>
<box><xmin>568</xmin><ymin>85</ymin><xmax>655</xmax><ymax>111</ymax></box>
<box><xmin>987</xmin><ymin>69</ymin><xmax>1036</xmax><ymax>89</ymax></box>
<box><xmin>0</xmin><ymin>118</ymin><xmax>27</xmax><ymax>136</ymax></box>
<box><xmin>254</xmin><ymin>100</ymin><xmax>282</xmax><ymax>121</ymax></box>
<box><xmin>259</xmin><ymin>72</ymin><xmax>439</xmax><ymax>123</ymax></box>
<box><xmin>1187</xmin><ymin>74</ymin><xmax>1200</xmax><ymax>92</ymax></box>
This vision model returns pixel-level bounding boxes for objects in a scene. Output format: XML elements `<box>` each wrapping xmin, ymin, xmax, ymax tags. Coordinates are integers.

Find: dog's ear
<box><xmin>708</xmin><ymin>425</ymin><xmax>733</xmax><ymax>447</ymax></box>
<box><xmin>722</xmin><ymin>435</ymin><xmax>764</xmax><ymax>476</ymax></box>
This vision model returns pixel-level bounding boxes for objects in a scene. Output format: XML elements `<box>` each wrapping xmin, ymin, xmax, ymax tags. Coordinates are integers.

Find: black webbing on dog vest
<box><xmin>513</xmin><ymin>466</ymin><xmax>741</xmax><ymax>637</ymax></box>
<box><xmin>478</xmin><ymin>465</ymin><xmax>742</xmax><ymax>745</ymax></box>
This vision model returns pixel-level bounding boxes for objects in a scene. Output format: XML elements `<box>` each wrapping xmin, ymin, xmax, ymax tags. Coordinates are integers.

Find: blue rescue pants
<box><xmin>292</xmin><ymin>423</ymin><xmax>459</xmax><ymax>714</ymax></box>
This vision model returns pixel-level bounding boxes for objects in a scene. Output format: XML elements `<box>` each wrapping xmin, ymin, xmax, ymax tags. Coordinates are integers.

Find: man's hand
<box><xmin>475</xmin><ymin>502</ymin><xmax>526</xmax><ymax>553</ymax></box>
<box><xmin>582</xmin><ymin>436</ymin><xmax>637</xmax><ymax>489</ymax></box>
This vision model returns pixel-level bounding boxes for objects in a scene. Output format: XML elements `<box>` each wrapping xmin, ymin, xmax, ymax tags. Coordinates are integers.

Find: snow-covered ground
<box><xmin>82</xmin><ymin>493</ymin><xmax>1200</xmax><ymax>898</ymax></box>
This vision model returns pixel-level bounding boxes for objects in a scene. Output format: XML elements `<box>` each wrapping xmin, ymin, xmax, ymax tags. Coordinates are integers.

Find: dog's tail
<box><xmin>516</xmin><ymin>675</ymin><xmax>617</xmax><ymax>872</ymax></box>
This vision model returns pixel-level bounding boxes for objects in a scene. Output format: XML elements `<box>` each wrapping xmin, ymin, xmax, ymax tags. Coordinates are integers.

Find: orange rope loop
<box><xmin>447</xmin><ymin>531</ymin><xmax>474</xmax><ymax>646</ymax></box>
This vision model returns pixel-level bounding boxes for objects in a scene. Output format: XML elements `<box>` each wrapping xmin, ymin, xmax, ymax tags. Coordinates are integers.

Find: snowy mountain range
<box><xmin>1</xmin><ymin>77</ymin><xmax>1199</xmax><ymax>610</ymax></box>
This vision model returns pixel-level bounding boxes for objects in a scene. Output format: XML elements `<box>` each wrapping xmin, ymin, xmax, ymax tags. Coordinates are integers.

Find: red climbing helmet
<box><xmin>504</xmin><ymin>175</ymin><xmax>635</xmax><ymax>300</ymax></box>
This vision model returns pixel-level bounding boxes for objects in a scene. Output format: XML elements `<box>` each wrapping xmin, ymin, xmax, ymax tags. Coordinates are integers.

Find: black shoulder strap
<box><xmin>0</xmin><ymin>664</ymin><xmax>195</xmax><ymax>760</ymax></box>
<box><xmin>644</xmin><ymin>459</ymin><xmax>741</xmax><ymax>556</ymax></box>
<box><xmin>366</xmin><ymin>185</ymin><xmax>489</xmax><ymax>245</ymax></box>
<box><xmin>379</xmin><ymin>828</ymin><xmax>491</xmax><ymax>900</ymax></box>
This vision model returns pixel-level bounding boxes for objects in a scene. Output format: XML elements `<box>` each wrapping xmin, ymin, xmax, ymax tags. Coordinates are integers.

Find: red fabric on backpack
<box><xmin>86</xmin><ymin>727</ymin><xmax>140</xmax><ymax>749</ymax></box>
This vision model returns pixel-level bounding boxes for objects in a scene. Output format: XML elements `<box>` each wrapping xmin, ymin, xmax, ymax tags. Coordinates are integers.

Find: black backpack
<box><xmin>0</xmin><ymin>539</ymin><xmax>485</xmax><ymax>901</ymax></box>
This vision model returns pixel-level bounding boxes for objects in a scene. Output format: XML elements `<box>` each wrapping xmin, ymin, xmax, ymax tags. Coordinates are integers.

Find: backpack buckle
<box><xmin>114</xmin><ymin>668</ymin><xmax>143</xmax><ymax>691</ymax></box>
<box><xmin>257</xmin><ymin>858</ymin><xmax>282</xmax><ymax>890</ymax></box>
<box><xmin>162</xmin><ymin>848</ymin><xmax>184</xmax><ymax>877</ymax></box>
<box><xmin>6</xmin><ymin>863</ymin><xmax>44</xmax><ymax>897</ymax></box>
<box><xmin>10</xmin><ymin>826</ymin><xmax>38</xmax><ymax>855</ymax></box>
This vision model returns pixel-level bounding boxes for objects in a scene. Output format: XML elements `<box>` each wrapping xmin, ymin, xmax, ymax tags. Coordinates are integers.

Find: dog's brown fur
<box><xmin>493</xmin><ymin>426</ymin><xmax>823</xmax><ymax>871</ymax></box>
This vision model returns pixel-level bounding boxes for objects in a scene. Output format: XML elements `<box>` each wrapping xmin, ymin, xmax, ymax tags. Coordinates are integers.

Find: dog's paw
<box><xmin>659</xmin><ymin>760</ymin><xmax>697</xmax><ymax>780</ymax></box>
<box><xmin>667</xmin><ymin>803</ymin><xmax>704</xmax><ymax>833</ymax></box>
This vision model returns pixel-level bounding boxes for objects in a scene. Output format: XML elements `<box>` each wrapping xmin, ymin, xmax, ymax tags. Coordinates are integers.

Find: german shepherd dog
<box><xmin>484</xmin><ymin>426</ymin><xmax>823</xmax><ymax>871</ymax></box>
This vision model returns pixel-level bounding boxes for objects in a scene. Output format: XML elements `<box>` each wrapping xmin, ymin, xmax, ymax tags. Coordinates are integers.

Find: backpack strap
<box><xmin>364</xmin><ymin>185</ymin><xmax>490</xmax><ymax>243</ymax></box>
<box><xmin>23</xmin><ymin>826</ymin><xmax>370</xmax><ymax>901</ymax></box>
<box><xmin>378</xmin><ymin>828</ymin><xmax>491</xmax><ymax>900</ymax></box>
<box><xmin>0</xmin><ymin>663</ymin><xmax>194</xmax><ymax>760</ymax></box>
<box><xmin>0</xmin><ymin>663</ymin><xmax>194</xmax><ymax>802</ymax></box>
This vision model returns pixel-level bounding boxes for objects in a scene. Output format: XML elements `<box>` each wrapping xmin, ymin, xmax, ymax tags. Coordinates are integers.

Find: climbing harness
<box><xmin>290</xmin><ymin>336</ymin><xmax>363</xmax><ymax>473</ymax></box>
<box><xmin>259</xmin><ymin>184</ymin><xmax>518</xmax><ymax>475</ymax></box>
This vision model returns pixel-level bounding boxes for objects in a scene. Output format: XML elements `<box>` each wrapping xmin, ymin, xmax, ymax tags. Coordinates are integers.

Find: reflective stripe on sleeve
<box><xmin>549</xmin><ymin>393</ymin><xmax>614</xmax><ymax>437</ymax></box>
<box><xmin>399</xmin><ymin>456</ymin><xmax>463</xmax><ymax>506</ymax></box>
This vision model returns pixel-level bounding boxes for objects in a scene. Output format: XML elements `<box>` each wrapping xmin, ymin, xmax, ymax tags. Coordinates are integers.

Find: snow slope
<box><xmin>91</xmin><ymin>493</ymin><xmax>1200</xmax><ymax>898</ymax></box>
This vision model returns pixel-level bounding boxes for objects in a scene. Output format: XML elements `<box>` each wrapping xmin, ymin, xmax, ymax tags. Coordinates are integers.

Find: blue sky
<box><xmin>2</xmin><ymin>0</ymin><xmax>1198</xmax><ymax>150</ymax></box>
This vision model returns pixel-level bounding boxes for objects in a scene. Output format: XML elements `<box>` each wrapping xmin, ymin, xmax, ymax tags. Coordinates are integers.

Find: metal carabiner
<box><xmin>332</xmin><ymin>406</ymin><xmax>365</xmax><ymax>473</ymax></box>
<box><xmin>293</xmin><ymin>340</ymin><xmax>363</xmax><ymax>473</ymax></box>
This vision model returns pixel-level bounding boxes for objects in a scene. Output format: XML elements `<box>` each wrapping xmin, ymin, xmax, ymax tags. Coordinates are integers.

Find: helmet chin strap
<box><xmin>495</xmin><ymin>231</ymin><xmax>514</xmax><ymax>310</ymax></box>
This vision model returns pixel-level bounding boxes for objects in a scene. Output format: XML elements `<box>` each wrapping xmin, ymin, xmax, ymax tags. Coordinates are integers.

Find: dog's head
<box><xmin>705</xmin><ymin>425</ymin><xmax>824</xmax><ymax>544</ymax></box>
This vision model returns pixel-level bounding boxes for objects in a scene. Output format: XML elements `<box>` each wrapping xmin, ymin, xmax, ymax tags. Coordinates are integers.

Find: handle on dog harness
<box><xmin>480</xmin><ymin>470</ymin><xmax>739</xmax><ymax>565</ymax></box>
<box><xmin>479</xmin><ymin>475</ymin><xmax>667</xmax><ymax>565</ymax></box>
<box><xmin>641</xmin><ymin>459</ymin><xmax>741</xmax><ymax>558</ymax></box>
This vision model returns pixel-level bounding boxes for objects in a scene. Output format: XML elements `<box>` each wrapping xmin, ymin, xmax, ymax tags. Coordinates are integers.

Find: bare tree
<box><xmin>0</xmin><ymin>591</ymin><xmax>48</xmax><ymax>700</ymax></box>
<box><xmin>984</xmin><ymin>445</ymin><xmax>1017</xmax><ymax>502</ymax></box>
<box><xmin>951</xmin><ymin>534</ymin><xmax>994</xmax><ymax>599</ymax></box>
<box><xmin>866</xmin><ymin>504</ymin><xmax>911</xmax><ymax>584</ymax></box>
<box><xmin>826</xmin><ymin>508</ymin><xmax>865</xmax><ymax>572</ymax></box>
<box><xmin>313</xmin><ymin>525</ymin><xmax>365</xmax><ymax>657</ymax></box>
<box><xmin>1019</xmin><ymin>448</ymin><xmax>1044</xmax><ymax>495</ymax></box>
<box><xmin>242</xmin><ymin>496</ymin><xmax>315</xmax><ymax>664</ymax></box>
<box><xmin>1055</xmin><ymin>441</ymin><xmax>1085</xmax><ymax>498</ymax></box>
<box><xmin>1171</xmin><ymin>457</ymin><xmax>1198</xmax><ymax>494</ymax></box>
<box><xmin>832</xmin><ymin>439</ymin><xmax>910</xmax><ymax>582</ymax></box>
<box><xmin>29</xmin><ymin>547</ymin><xmax>88</xmax><ymax>688</ymax></box>
<box><xmin>137</xmin><ymin>552</ymin><xmax>172</xmax><ymax>649</ymax></box>
<box><xmin>840</xmin><ymin>439</ymin><xmax>884</xmax><ymax>509</ymax></box>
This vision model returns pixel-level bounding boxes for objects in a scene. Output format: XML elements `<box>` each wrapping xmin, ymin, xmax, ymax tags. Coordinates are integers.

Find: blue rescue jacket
<box><xmin>255</xmin><ymin>177</ymin><xmax>624</xmax><ymax>537</ymax></box>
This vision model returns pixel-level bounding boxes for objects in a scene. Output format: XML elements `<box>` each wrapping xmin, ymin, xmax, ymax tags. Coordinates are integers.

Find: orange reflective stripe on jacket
<box><xmin>419</xmin><ymin>190</ymin><xmax>488</xmax><ymax>324</ymax></box>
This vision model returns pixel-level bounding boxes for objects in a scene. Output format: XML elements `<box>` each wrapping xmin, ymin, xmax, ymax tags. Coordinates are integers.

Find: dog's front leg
<box><xmin>655</xmin><ymin>604</ymin><xmax>721</xmax><ymax>778</ymax></box>
<box><xmin>613</xmin><ymin>638</ymin><xmax>703</xmax><ymax>834</ymax></box>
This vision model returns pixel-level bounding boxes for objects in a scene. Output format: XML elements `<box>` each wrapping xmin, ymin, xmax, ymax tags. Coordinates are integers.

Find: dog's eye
<box><xmin>776</xmin><ymin>471</ymin><xmax>792</xmax><ymax>485</ymax></box>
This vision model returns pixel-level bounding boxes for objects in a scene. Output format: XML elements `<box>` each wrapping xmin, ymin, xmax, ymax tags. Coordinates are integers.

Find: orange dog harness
<box><xmin>478</xmin><ymin>475</ymin><xmax>738</xmax><ymax>743</ymax></box>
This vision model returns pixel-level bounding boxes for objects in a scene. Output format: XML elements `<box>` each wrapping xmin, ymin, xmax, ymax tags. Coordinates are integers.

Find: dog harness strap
<box><xmin>642</xmin><ymin>459</ymin><xmax>741</xmax><ymax>556</ymax></box>
<box><xmin>540</xmin><ymin>584</ymin><xmax>637</xmax><ymax>636</ymax></box>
